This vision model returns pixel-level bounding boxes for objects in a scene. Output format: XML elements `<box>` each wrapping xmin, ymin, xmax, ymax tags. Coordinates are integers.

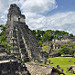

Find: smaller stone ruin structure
<box><xmin>25</xmin><ymin>62</ymin><xmax>65</xmax><ymax>75</ymax></box>
<box><xmin>52</xmin><ymin>37</ymin><xmax>75</xmax><ymax>50</ymax></box>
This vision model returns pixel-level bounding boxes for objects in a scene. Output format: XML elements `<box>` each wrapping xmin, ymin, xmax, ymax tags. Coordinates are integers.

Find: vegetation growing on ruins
<box><xmin>31</xmin><ymin>30</ymin><xmax>75</xmax><ymax>56</ymax></box>
<box><xmin>31</xmin><ymin>30</ymin><xmax>74</xmax><ymax>45</ymax></box>
<box><xmin>0</xmin><ymin>25</ymin><xmax>11</xmax><ymax>49</ymax></box>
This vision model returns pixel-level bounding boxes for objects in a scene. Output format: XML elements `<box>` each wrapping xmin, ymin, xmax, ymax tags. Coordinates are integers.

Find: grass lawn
<box><xmin>37</xmin><ymin>57</ymin><xmax>75</xmax><ymax>75</ymax></box>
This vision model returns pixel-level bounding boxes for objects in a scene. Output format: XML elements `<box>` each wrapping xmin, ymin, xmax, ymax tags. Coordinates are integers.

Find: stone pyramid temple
<box><xmin>5</xmin><ymin>4</ymin><xmax>42</xmax><ymax>62</ymax></box>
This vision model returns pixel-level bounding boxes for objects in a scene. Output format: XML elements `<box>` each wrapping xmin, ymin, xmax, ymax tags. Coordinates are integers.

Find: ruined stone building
<box><xmin>5</xmin><ymin>4</ymin><xmax>42</xmax><ymax>62</ymax></box>
<box><xmin>48</xmin><ymin>37</ymin><xmax>75</xmax><ymax>57</ymax></box>
<box><xmin>25</xmin><ymin>63</ymin><xmax>65</xmax><ymax>75</ymax></box>
<box><xmin>51</xmin><ymin>37</ymin><xmax>75</xmax><ymax>50</ymax></box>
<box><xmin>0</xmin><ymin>45</ymin><xmax>30</xmax><ymax>75</ymax></box>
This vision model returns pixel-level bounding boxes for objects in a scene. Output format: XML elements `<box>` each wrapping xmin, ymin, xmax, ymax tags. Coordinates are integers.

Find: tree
<box><xmin>70</xmin><ymin>34</ymin><xmax>73</xmax><ymax>37</ymax></box>
<box><xmin>58</xmin><ymin>46</ymin><xmax>71</xmax><ymax>55</ymax></box>
<box><xmin>58</xmin><ymin>43</ymin><xmax>75</xmax><ymax>55</ymax></box>
<box><xmin>31</xmin><ymin>30</ymin><xmax>74</xmax><ymax>47</ymax></box>
<box><xmin>42</xmin><ymin>32</ymin><xmax>51</xmax><ymax>42</ymax></box>
<box><xmin>0</xmin><ymin>25</ymin><xmax>11</xmax><ymax>50</ymax></box>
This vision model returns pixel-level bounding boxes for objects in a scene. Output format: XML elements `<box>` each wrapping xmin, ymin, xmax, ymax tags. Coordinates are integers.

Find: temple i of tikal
<box><xmin>5</xmin><ymin>4</ymin><xmax>42</xmax><ymax>62</ymax></box>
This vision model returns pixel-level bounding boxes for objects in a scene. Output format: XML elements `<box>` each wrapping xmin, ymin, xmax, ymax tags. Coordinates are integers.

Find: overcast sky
<box><xmin>0</xmin><ymin>0</ymin><xmax>75</xmax><ymax>35</ymax></box>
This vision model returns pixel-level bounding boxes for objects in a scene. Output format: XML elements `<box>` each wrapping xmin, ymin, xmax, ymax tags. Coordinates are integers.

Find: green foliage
<box><xmin>42</xmin><ymin>45</ymin><xmax>49</xmax><ymax>53</ymax></box>
<box><xmin>42</xmin><ymin>32</ymin><xmax>51</xmax><ymax>42</ymax></box>
<box><xmin>47</xmin><ymin>30</ymin><xmax>69</xmax><ymax>39</ymax></box>
<box><xmin>70</xmin><ymin>34</ymin><xmax>73</xmax><ymax>37</ymax></box>
<box><xmin>74</xmin><ymin>53</ymin><xmax>75</xmax><ymax>57</ymax></box>
<box><xmin>39</xmin><ymin>41</ymin><xmax>42</xmax><ymax>47</ymax></box>
<box><xmin>31</xmin><ymin>30</ymin><xmax>36</xmax><ymax>38</ymax></box>
<box><xmin>58</xmin><ymin>43</ymin><xmax>75</xmax><ymax>55</ymax></box>
<box><xmin>31</xmin><ymin>30</ymin><xmax>74</xmax><ymax>46</ymax></box>
<box><xmin>31</xmin><ymin>30</ymin><xmax>75</xmax><ymax>56</ymax></box>
<box><xmin>58</xmin><ymin>46</ymin><xmax>71</xmax><ymax>55</ymax></box>
<box><xmin>0</xmin><ymin>25</ymin><xmax>7</xmax><ymax>31</ymax></box>
<box><xmin>1</xmin><ymin>42</ymin><xmax>11</xmax><ymax>50</ymax></box>
<box><xmin>0</xmin><ymin>35</ymin><xmax>7</xmax><ymax>42</ymax></box>
<box><xmin>0</xmin><ymin>25</ymin><xmax>11</xmax><ymax>49</ymax></box>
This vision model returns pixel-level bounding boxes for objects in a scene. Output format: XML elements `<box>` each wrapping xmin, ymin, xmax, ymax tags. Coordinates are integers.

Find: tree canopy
<box><xmin>58</xmin><ymin>43</ymin><xmax>75</xmax><ymax>55</ymax></box>
<box><xmin>31</xmin><ymin>30</ymin><xmax>75</xmax><ymax>56</ymax></box>
<box><xmin>0</xmin><ymin>25</ymin><xmax>11</xmax><ymax>49</ymax></box>
<box><xmin>31</xmin><ymin>30</ymin><xmax>74</xmax><ymax>46</ymax></box>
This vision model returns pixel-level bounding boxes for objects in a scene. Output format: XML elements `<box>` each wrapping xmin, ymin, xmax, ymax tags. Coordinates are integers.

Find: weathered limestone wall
<box><xmin>11</xmin><ymin>16</ymin><xmax>25</xmax><ymax>22</ymax></box>
<box><xmin>52</xmin><ymin>37</ymin><xmax>75</xmax><ymax>45</ymax></box>
<box><xmin>51</xmin><ymin>37</ymin><xmax>75</xmax><ymax>51</ymax></box>
<box><xmin>17</xmin><ymin>22</ymin><xmax>42</xmax><ymax>60</ymax></box>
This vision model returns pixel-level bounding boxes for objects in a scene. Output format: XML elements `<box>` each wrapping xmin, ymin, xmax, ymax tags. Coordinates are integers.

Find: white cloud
<box><xmin>18</xmin><ymin>0</ymin><xmax>75</xmax><ymax>35</ymax></box>
<box><xmin>47</xmin><ymin>12</ymin><xmax>75</xmax><ymax>27</ymax></box>
<box><xmin>0</xmin><ymin>0</ymin><xmax>57</xmax><ymax>24</ymax></box>
<box><xmin>0</xmin><ymin>0</ymin><xmax>75</xmax><ymax>35</ymax></box>
<box><xmin>0</xmin><ymin>0</ymin><xmax>9</xmax><ymax>24</ymax></box>
<box><xmin>23</xmin><ymin>11</ymin><xmax>75</xmax><ymax>35</ymax></box>
<box><xmin>29</xmin><ymin>11</ymin><xmax>75</xmax><ymax>34</ymax></box>
<box><xmin>20</xmin><ymin>0</ymin><xmax>57</xmax><ymax>13</ymax></box>
<box><xmin>0</xmin><ymin>0</ymin><xmax>9</xmax><ymax>13</ymax></box>
<box><xmin>18</xmin><ymin>0</ymin><xmax>57</xmax><ymax>29</ymax></box>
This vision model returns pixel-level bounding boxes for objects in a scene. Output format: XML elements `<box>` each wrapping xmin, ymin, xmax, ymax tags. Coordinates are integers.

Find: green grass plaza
<box><xmin>37</xmin><ymin>57</ymin><xmax>75</xmax><ymax>75</ymax></box>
